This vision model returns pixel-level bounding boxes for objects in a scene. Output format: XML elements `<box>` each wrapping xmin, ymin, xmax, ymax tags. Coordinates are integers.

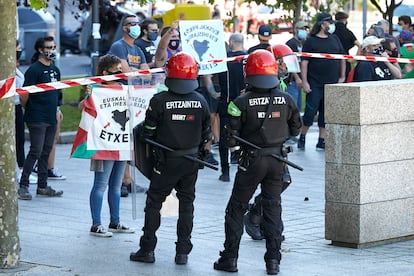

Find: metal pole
<box><xmin>362</xmin><ymin>0</ymin><xmax>367</xmax><ymax>38</ymax></box>
<box><xmin>54</xmin><ymin>0</ymin><xmax>60</xmax><ymax>68</ymax></box>
<box><xmin>91</xmin><ymin>0</ymin><xmax>100</xmax><ymax>76</ymax></box>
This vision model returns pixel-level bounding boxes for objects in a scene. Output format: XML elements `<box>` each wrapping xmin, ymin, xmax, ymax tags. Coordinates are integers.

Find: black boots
<box><xmin>175</xmin><ymin>254</ymin><xmax>188</xmax><ymax>265</ymax></box>
<box><xmin>266</xmin><ymin>259</ymin><xmax>280</xmax><ymax>275</ymax></box>
<box><xmin>129</xmin><ymin>249</ymin><xmax>155</xmax><ymax>263</ymax></box>
<box><xmin>213</xmin><ymin>256</ymin><xmax>238</xmax><ymax>272</ymax></box>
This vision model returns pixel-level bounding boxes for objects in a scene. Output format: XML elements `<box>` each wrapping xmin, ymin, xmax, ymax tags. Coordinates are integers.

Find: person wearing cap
<box><xmin>353</xmin><ymin>36</ymin><xmax>401</xmax><ymax>82</ymax></box>
<box><xmin>333</xmin><ymin>11</ymin><xmax>361</xmax><ymax>77</ymax></box>
<box><xmin>213</xmin><ymin>49</ymin><xmax>301</xmax><ymax>275</ymax></box>
<box><xmin>297</xmin><ymin>12</ymin><xmax>346</xmax><ymax>151</ymax></box>
<box><xmin>130</xmin><ymin>52</ymin><xmax>212</xmax><ymax>265</ymax></box>
<box><xmin>285</xmin><ymin>20</ymin><xmax>309</xmax><ymax>112</ymax></box>
<box><xmin>247</xmin><ymin>24</ymin><xmax>273</xmax><ymax>54</ymax></box>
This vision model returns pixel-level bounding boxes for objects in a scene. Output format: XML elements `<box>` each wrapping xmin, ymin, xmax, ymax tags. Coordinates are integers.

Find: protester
<box><xmin>247</xmin><ymin>24</ymin><xmax>272</xmax><ymax>53</ymax></box>
<box><xmin>134</xmin><ymin>18</ymin><xmax>159</xmax><ymax>68</ymax></box>
<box><xmin>297</xmin><ymin>12</ymin><xmax>346</xmax><ymax>151</ymax></box>
<box><xmin>154</xmin><ymin>21</ymin><xmax>181</xmax><ymax>67</ymax></box>
<box><xmin>130</xmin><ymin>52</ymin><xmax>211</xmax><ymax>265</ymax></box>
<box><xmin>217</xmin><ymin>33</ymin><xmax>246</xmax><ymax>182</ymax></box>
<box><xmin>353</xmin><ymin>36</ymin><xmax>401</xmax><ymax>81</ymax></box>
<box><xmin>285</xmin><ymin>21</ymin><xmax>309</xmax><ymax>111</ymax></box>
<box><xmin>398</xmin><ymin>15</ymin><xmax>412</xmax><ymax>32</ymax></box>
<box><xmin>333</xmin><ymin>11</ymin><xmax>361</xmax><ymax>77</ymax></box>
<box><xmin>79</xmin><ymin>54</ymin><xmax>135</xmax><ymax>237</ymax></box>
<box><xmin>213</xmin><ymin>50</ymin><xmax>301</xmax><ymax>275</ymax></box>
<box><xmin>15</xmin><ymin>40</ymin><xmax>38</xmax><ymax>184</ymax></box>
<box><xmin>108</xmin><ymin>14</ymin><xmax>149</xmax><ymax>196</ymax></box>
<box><xmin>399</xmin><ymin>30</ymin><xmax>414</xmax><ymax>78</ymax></box>
<box><xmin>18</xmin><ymin>36</ymin><xmax>64</xmax><ymax>200</ymax></box>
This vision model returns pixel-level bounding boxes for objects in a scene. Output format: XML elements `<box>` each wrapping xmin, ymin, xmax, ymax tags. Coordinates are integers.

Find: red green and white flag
<box><xmin>70</xmin><ymin>84</ymin><xmax>156</xmax><ymax>160</ymax></box>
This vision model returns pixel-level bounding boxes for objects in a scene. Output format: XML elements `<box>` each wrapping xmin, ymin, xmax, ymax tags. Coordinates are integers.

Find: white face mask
<box><xmin>328</xmin><ymin>24</ymin><xmax>336</xmax><ymax>34</ymax></box>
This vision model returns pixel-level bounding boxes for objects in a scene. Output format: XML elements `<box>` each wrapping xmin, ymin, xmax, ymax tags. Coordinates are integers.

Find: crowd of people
<box><xmin>14</xmin><ymin>8</ymin><xmax>414</xmax><ymax>275</ymax></box>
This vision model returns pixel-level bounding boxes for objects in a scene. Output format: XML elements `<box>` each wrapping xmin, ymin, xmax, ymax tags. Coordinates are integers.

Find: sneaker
<box><xmin>126</xmin><ymin>183</ymin><xmax>147</xmax><ymax>193</ymax></box>
<box><xmin>316</xmin><ymin>139</ymin><xmax>325</xmax><ymax>150</ymax></box>
<box><xmin>219</xmin><ymin>174</ymin><xmax>230</xmax><ymax>182</ymax></box>
<box><xmin>48</xmin><ymin>168</ymin><xmax>66</xmax><ymax>180</ymax></box>
<box><xmin>36</xmin><ymin>186</ymin><xmax>63</xmax><ymax>197</ymax></box>
<box><xmin>298</xmin><ymin>135</ymin><xmax>305</xmax><ymax>150</ymax></box>
<box><xmin>130</xmin><ymin>249</ymin><xmax>155</xmax><ymax>263</ymax></box>
<box><xmin>121</xmin><ymin>184</ymin><xmax>129</xmax><ymax>197</ymax></box>
<box><xmin>108</xmin><ymin>223</ymin><xmax>135</xmax><ymax>233</ymax></box>
<box><xmin>18</xmin><ymin>186</ymin><xmax>32</xmax><ymax>200</ymax></box>
<box><xmin>90</xmin><ymin>224</ymin><xmax>113</xmax><ymax>237</ymax></box>
<box><xmin>204</xmin><ymin>153</ymin><xmax>219</xmax><ymax>166</ymax></box>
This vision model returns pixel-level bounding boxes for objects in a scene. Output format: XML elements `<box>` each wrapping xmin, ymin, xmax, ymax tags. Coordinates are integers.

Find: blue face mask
<box><xmin>297</xmin><ymin>29</ymin><xmax>308</xmax><ymax>40</ymax></box>
<box><xmin>328</xmin><ymin>24</ymin><xmax>336</xmax><ymax>34</ymax></box>
<box><xmin>396</xmin><ymin>25</ymin><xmax>403</xmax><ymax>33</ymax></box>
<box><xmin>147</xmin><ymin>32</ymin><xmax>158</xmax><ymax>41</ymax></box>
<box><xmin>129</xmin><ymin>25</ymin><xmax>141</xmax><ymax>39</ymax></box>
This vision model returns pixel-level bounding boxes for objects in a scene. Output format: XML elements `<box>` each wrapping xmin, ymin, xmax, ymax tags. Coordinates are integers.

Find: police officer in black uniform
<box><xmin>130</xmin><ymin>52</ymin><xmax>212</xmax><ymax>265</ymax></box>
<box><xmin>213</xmin><ymin>50</ymin><xmax>302</xmax><ymax>275</ymax></box>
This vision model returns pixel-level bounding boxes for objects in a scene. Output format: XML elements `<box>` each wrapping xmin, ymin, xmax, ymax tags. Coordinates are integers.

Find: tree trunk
<box><xmin>0</xmin><ymin>0</ymin><xmax>20</xmax><ymax>268</ymax></box>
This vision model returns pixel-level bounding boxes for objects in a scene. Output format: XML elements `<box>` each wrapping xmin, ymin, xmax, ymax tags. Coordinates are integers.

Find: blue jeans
<box><xmin>286</xmin><ymin>81</ymin><xmax>302</xmax><ymax>112</ymax></box>
<box><xmin>302</xmin><ymin>85</ymin><xmax>325</xmax><ymax>128</ymax></box>
<box><xmin>90</xmin><ymin>160</ymin><xmax>127</xmax><ymax>226</ymax></box>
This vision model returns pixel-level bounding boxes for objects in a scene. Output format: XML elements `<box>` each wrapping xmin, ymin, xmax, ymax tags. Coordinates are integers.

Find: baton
<box><xmin>232</xmin><ymin>135</ymin><xmax>304</xmax><ymax>171</ymax></box>
<box><xmin>144</xmin><ymin>138</ymin><xmax>219</xmax><ymax>171</ymax></box>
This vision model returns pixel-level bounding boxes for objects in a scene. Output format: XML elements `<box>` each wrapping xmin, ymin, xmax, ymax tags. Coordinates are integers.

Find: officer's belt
<box><xmin>255</xmin><ymin>147</ymin><xmax>282</xmax><ymax>156</ymax></box>
<box><xmin>164</xmin><ymin>146</ymin><xmax>199</xmax><ymax>157</ymax></box>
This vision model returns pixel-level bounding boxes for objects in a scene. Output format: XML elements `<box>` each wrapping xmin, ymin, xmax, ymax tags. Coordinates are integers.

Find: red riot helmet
<box><xmin>267</xmin><ymin>44</ymin><xmax>300</xmax><ymax>78</ymax></box>
<box><xmin>244</xmin><ymin>49</ymin><xmax>279</xmax><ymax>89</ymax></box>
<box><xmin>165</xmin><ymin>52</ymin><xmax>199</xmax><ymax>94</ymax></box>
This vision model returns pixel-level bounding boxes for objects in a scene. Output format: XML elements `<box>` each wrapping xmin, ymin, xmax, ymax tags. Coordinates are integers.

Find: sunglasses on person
<box><xmin>124</xmin><ymin>21</ymin><xmax>140</xmax><ymax>26</ymax></box>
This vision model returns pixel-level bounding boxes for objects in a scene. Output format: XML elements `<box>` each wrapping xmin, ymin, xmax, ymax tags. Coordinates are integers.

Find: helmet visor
<box><xmin>283</xmin><ymin>54</ymin><xmax>300</xmax><ymax>73</ymax></box>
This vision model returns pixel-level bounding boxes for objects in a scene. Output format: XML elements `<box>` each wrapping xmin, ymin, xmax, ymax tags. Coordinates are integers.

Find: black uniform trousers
<box><xmin>223</xmin><ymin>153</ymin><xmax>284</xmax><ymax>261</ymax></box>
<box><xmin>139</xmin><ymin>155</ymin><xmax>199</xmax><ymax>255</ymax></box>
<box><xmin>218</xmin><ymin>100</ymin><xmax>230</xmax><ymax>175</ymax></box>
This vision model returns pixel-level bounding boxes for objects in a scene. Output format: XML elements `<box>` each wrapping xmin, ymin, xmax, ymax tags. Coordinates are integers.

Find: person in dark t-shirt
<box><xmin>134</xmin><ymin>18</ymin><xmax>159</xmax><ymax>68</ymax></box>
<box><xmin>18</xmin><ymin>36</ymin><xmax>63</xmax><ymax>200</ymax></box>
<box><xmin>298</xmin><ymin>12</ymin><xmax>346</xmax><ymax>151</ymax></box>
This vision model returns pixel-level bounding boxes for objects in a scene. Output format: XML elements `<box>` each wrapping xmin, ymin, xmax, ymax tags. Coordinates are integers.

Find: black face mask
<box><xmin>108</xmin><ymin>70</ymin><xmax>122</xmax><ymax>75</ymax></box>
<box><xmin>168</xmin><ymin>39</ymin><xmax>180</xmax><ymax>50</ymax></box>
<box><xmin>390</xmin><ymin>50</ymin><xmax>399</xmax><ymax>58</ymax></box>
<box><xmin>16</xmin><ymin>50</ymin><xmax>22</xmax><ymax>60</ymax></box>
<box><xmin>372</xmin><ymin>46</ymin><xmax>384</xmax><ymax>55</ymax></box>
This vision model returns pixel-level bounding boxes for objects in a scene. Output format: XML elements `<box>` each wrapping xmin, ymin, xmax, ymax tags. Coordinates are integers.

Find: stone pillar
<box><xmin>324</xmin><ymin>79</ymin><xmax>414</xmax><ymax>248</ymax></box>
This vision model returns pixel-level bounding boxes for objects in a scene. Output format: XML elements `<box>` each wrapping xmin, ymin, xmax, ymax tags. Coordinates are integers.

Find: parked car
<box><xmin>17</xmin><ymin>6</ymin><xmax>55</xmax><ymax>64</ymax></box>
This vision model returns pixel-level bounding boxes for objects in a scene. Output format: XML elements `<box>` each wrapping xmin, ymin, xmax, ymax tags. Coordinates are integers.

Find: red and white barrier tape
<box><xmin>0</xmin><ymin>77</ymin><xmax>16</xmax><ymax>99</ymax></box>
<box><xmin>1</xmin><ymin>52</ymin><xmax>413</xmax><ymax>100</ymax></box>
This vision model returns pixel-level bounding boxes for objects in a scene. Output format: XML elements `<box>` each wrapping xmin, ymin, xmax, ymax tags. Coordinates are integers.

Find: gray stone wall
<box><xmin>324</xmin><ymin>79</ymin><xmax>414</xmax><ymax>248</ymax></box>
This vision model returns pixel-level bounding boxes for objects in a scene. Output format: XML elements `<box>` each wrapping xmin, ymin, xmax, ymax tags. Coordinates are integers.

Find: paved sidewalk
<box><xmin>2</xmin><ymin>128</ymin><xmax>413</xmax><ymax>276</ymax></box>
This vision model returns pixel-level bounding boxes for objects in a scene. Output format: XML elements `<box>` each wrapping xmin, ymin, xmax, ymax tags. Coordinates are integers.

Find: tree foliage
<box><xmin>369</xmin><ymin>0</ymin><xmax>403</xmax><ymax>24</ymax></box>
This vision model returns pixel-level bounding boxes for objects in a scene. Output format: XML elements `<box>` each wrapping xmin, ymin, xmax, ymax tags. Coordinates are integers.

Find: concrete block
<box><xmin>325</xmin><ymin>79</ymin><xmax>414</xmax><ymax>125</ymax></box>
<box><xmin>326</xmin><ymin>199</ymin><xmax>414</xmax><ymax>247</ymax></box>
<box><xmin>326</xmin><ymin>160</ymin><xmax>414</xmax><ymax>204</ymax></box>
<box><xmin>325</xmin><ymin>122</ymin><xmax>414</xmax><ymax>164</ymax></box>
